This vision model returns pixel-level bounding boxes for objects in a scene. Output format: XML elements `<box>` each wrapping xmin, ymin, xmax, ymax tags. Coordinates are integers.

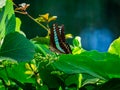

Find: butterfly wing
<box><xmin>50</xmin><ymin>24</ymin><xmax>65</xmax><ymax>53</ymax></box>
<box><xmin>55</xmin><ymin>24</ymin><xmax>72</xmax><ymax>54</ymax></box>
<box><xmin>50</xmin><ymin>24</ymin><xmax>72</xmax><ymax>54</ymax></box>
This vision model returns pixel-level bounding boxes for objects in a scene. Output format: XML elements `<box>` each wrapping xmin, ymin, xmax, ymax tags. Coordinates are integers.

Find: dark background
<box><xmin>14</xmin><ymin>0</ymin><xmax>120</xmax><ymax>51</ymax></box>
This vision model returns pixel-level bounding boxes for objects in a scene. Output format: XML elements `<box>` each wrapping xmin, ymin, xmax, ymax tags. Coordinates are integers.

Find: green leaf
<box><xmin>0</xmin><ymin>0</ymin><xmax>15</xmax><ymax>40</ymax></box>
<box><xmin>0</xmin><ymin>32</ymin><xmax>35</xmax><ymax>62</ymax></box>
<box><xmin>39</xmin><ymin>66</ymin><xmax>61</xmax><ymax>89</ymax></box>
<box><xmin>32</xmin><ymin>37</ymin><xmax>50</xmax><ymax>45</ymax></box>
<box><xmin>65</xmin><ymin>74</ymin><xmax>82</xmax><ymax>88</ymax></box>
<box><xmin>53</xmin><ymin>51</ymin><xmax>120</xmax><ymax>79</ymax></box>
<box><xmin>34</xmin><ymin>44</ymin><xmax>50</xmax><ymax>56</ymax></box>
<box><xmin>108</xmin><ymin>37</ymin><xmax>120</xmax><ymax>56</ymax></box>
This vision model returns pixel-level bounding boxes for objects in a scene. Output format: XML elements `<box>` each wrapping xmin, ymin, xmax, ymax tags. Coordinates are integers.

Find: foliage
<box><xmin>0</xmin><ymin>0</ymin><xmax>120</xmax><ymax>90</ymax></box>
<box><xmin>0</xmin><ymin>0</ymin><xmax>35</xmax><ymax>89</ymax></box>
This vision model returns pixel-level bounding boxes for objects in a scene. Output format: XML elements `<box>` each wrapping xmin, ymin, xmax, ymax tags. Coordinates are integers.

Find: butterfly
<box><xmin>50</xmin><ymin>24</ymin><xmax>72</xmax><ymax>54</ymax></box>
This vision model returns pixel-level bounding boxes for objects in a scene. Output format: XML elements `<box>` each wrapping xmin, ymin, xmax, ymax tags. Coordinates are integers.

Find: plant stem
<box><xmin>26</xmin><ymin>13</ymin><xmax>50</xmax><ymax>34</ymax></box>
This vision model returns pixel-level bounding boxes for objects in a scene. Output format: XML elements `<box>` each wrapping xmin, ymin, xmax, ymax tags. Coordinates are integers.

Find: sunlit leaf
<box><xmin>72</xmin><ymin>36</ymin><xmax>85</xmax><ymax>54</ymax></box>
<box><xmin>108</xmin><ymin>37</ymin><xmax>120</xmax><ymax>56</ymax></box>
<box><xmin>0</xmin><ymin>0</ymin><xmax>15</xmax><ymax>40</ymax></box>
<box><xmin>0</xmin><ymin>0</ymin><xmax>6</xmax><ymax>8</ymax></box>
<box><xmin>73</xmin><ymin>36</ymin><xmax>81</xmax><ymax>47</ymax></box>
<box><xmin>15</xmin><ymin>17</ymin><xmax>21</xmax><ymax>32</ymax></box>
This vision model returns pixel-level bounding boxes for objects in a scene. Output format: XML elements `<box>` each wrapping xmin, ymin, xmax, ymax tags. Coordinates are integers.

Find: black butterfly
<box><xmin>50</xmin><ymin>24</ymin><xmax>72</xmax><ymax>54</ymax></box>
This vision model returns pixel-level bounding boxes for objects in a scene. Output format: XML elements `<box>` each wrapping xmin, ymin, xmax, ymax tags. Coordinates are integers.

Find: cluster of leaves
<box><xmin>0</xmin><ymin>0</ymin><xmax>120</xmax><ymax>90</ymax></box>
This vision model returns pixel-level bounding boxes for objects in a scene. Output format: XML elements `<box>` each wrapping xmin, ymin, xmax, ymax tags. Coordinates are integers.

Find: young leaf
<box><xmin>0</xmin><ymin>32</ymin><xmax>35</xmax><ymax>62</ymax></box>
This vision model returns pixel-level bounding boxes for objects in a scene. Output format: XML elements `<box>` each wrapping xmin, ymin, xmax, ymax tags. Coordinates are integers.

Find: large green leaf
<box><xmin>53</xmin><ymin>51</ymin><xmax>120</xmax><ymax>79</ymax></box>
<box><xmin>0</xmin><ymin>32</ymin><xmax>35</xmax><ymax>61</ymax></box>
<box><xmin>0</xmin><ymin>0</ymin><xmax>15</xmax><ymax>40</ymax></box>
<box><xmin>108</xmin><ymin>37</ymin><xmax>120</xmax><ymax>56</ymax></box>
